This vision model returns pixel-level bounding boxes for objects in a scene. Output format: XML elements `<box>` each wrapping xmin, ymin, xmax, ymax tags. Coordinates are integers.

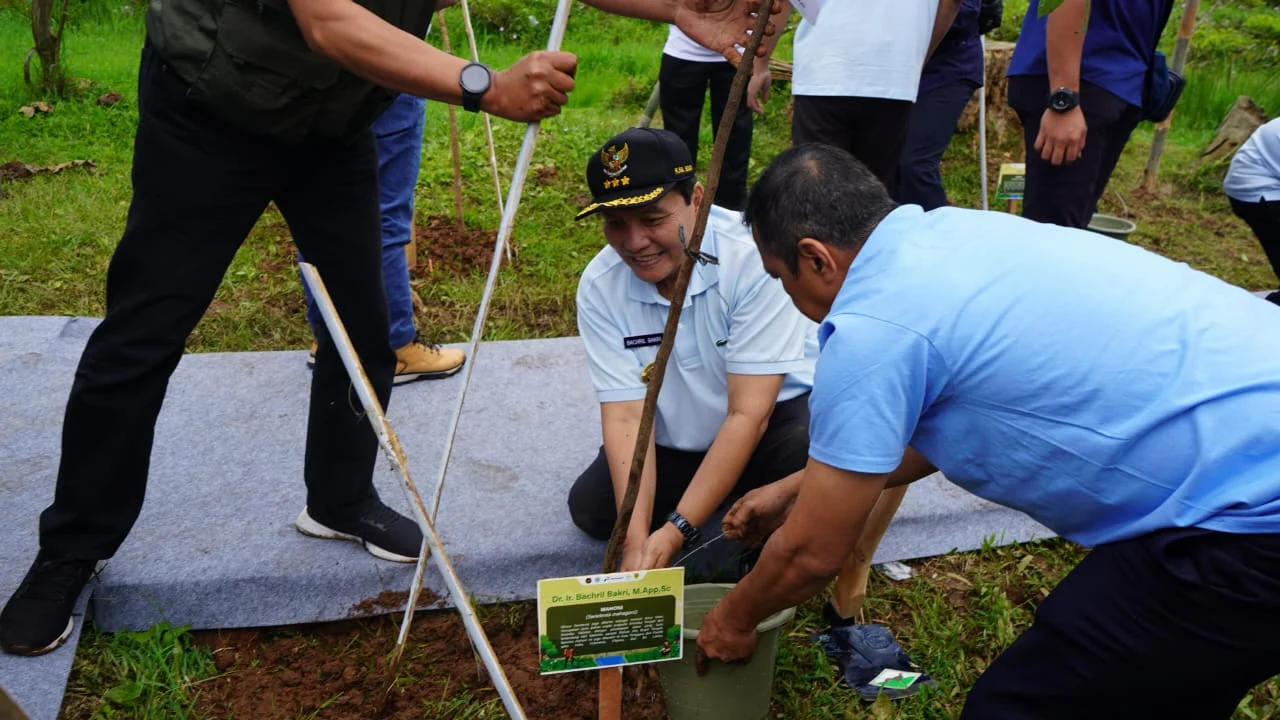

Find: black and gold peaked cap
<box><xmin>575</xmin><ymin>127</ymin><xmax>697</xmax><ymax>220</ymax></box>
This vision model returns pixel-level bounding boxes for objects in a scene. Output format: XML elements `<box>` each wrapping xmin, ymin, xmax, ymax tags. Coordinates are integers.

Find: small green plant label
<box><xmin>868</xmin><ymin>669</ymin><xmax>923</xmax><ymax>690</ymax></box>
<box><xmin>536</xmin><ymin>567</ymin><xmax>684</xmax><ymax>675</ymax></box>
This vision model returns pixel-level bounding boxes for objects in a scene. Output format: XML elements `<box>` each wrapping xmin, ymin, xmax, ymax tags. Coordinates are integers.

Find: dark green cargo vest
<box><xmin>145</xmin><ymin>0</ymin><xmax>436</xmax><ymax>143</ymax></box>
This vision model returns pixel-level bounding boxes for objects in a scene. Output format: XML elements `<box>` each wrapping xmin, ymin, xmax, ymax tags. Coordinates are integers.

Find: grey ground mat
<box><xmin>0</xmin><ymin>315</ymin><xmax>1055</xmax><ymax>718</ymax></box>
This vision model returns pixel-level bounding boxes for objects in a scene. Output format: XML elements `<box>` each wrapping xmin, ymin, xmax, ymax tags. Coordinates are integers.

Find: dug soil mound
<box><xmin>414</xmin><ymin>215</ymin><xmax>499</xmax><ymax>278</ymax></box>
<box><xmin>191</xmin><ymin>601</ymin><xmax>666</xmax><ymax>719</ymax></box>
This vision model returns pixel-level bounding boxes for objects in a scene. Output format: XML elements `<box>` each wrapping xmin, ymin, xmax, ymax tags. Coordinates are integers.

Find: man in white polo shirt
<box><xmin>745</xmin><ymin>0</ymin><xmax>957</xmax><ymax>193</ymax></box>
<box><xmin>567</xmin><ymin>127</ymin><xmax>818</xmax><ymax>575</ymax></box>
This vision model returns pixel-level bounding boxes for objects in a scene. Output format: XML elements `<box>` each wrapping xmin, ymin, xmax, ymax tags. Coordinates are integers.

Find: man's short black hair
<box><xmin>743</xmin><ymin>143</ymin><xmax>899</xmax><ymax>274</ymax></box>
<box><xmin>675</xmin><ymin>176</ymin><xmax>696</xmax><ymax>205</ymax></box>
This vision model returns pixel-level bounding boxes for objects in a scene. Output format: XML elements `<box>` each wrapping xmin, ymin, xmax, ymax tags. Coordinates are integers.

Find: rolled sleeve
<box><xmin>808</xmin><ymin>314</ymin><xmax>941</xmax><ymax>474</ymax></box>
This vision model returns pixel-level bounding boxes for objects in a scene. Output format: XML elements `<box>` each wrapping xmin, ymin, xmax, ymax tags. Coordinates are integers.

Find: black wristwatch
<box><xmin>666</xmin><ymin>510</ymin><xmax>701</xmax><ymax>547</ymax></box>
<box><xmin>1047</xmin><ymin>86</ymin><xmax>1080</xmax><ymax>113</ymax></box>
<box><xmin>459</xmin><ymin>62</ymin><xmax>492</xmax><ymax>113</ymax></box>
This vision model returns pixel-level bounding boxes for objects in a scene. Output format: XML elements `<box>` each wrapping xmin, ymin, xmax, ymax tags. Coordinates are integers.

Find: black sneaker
<box><xmin>295</xmin><ymin>498</ymin><xmax>423</xmax><ymax>563</ymax></box>
<box><xmin>1</xmin><ymin>552</ymin><xmax>99</xmax><ymax>656</ymax></box>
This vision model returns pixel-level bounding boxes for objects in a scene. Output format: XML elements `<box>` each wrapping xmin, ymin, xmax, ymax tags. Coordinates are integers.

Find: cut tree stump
<box><xmin>1199</xmin><ymin>96</ymin><xmax>1269</xmax><ymax>167</ymax></box>
<box><xmin>958</xmin><ymin>41</ymin><xmax>1019</xmax><ymax>141</ymax></box>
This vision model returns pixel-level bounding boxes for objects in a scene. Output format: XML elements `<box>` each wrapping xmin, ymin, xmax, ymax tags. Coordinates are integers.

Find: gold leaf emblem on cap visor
<box><xmin>601</xmin><ymin>143</ymin><xmax>629</xmax><ymax>178</ymax></box>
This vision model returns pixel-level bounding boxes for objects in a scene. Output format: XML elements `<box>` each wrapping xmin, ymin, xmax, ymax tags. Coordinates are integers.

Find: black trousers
<box><xmin>567</xmin><ymin>393</ymin><xmax>810</xmax><ymax>540</ymax></box>
<box><xmin>658</xmin><ymin>54</ymin><xmax>753</xmax><ymax>211</ymax></box>
<box><xmin>897</xmin><ymin>79</ymin><xmax>980</xmax><ymax>210</ymax></box>
<box><xmin>962</xmin><ymin>528</ymin><xmax>1280</xmax><ymax>719</ymax></box>
<box><xmin>1008</xmin><ymin>75</ymin><xmax>1144</xmax><ymax>230</ymax></box>
<box><xmin>791</xmin><ymin>95</ymin><xmax>914</xmax><ymax>196</ymax></box>
<box><xmin>39</xmin><ymin>44</ymin><xmax>397</xmax><ymax>560</ymax></box>
<box><xmin>1230</xmin><ymin>197</ymin><xmax>1280</xmax><ymax>297</ymax></box>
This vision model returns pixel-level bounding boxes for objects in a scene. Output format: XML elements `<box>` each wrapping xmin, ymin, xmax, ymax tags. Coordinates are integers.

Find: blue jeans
<box><xmin>302</xmin><ymin>92</ymin><xmax>425</xmax><ymax>349</ymax></box>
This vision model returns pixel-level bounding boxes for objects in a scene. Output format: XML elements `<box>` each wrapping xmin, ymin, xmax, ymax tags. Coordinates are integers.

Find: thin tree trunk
<box><xmin>28</xmin><ymin>0</ymin><xmax>70</xmax><ymax>92</ymax></box>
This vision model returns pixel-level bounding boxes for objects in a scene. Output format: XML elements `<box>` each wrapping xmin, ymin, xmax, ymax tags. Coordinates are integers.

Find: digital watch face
<box><xmin>460</xmin><ymin>64</ymin><xmax>490</xmax><ymax>94</ymax></box>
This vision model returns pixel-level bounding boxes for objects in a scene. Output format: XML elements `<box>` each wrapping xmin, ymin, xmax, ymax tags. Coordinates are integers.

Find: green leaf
<box><xmin>104</xmin><ymin>680</ymin><xmax>144</xmax><ymax>706</ymax></box>
<box><xmin>1038</xmin><ymin>0</ymin><xmax>1065</xmax><ymax>17</ymax></box>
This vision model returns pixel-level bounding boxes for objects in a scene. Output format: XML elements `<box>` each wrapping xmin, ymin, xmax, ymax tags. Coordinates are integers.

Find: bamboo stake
<box><xmin>437</xmin><ymin>11</ymin><xmax>466</xmax><ymax>230</ymax></box>
<box><xmin>636</xmin><ymin>81</ymin><xmax>662</xmax><ymax>129</ymax></box>
<box><xmin>297</xmin><ymin>263</ymin><xmax>527</xmax><ymax>719</ymax></box>
<box><xmin>596</xmin><ymin>10</ymin><xmax>773</xmax><ymax>720</ymax></box>
<box><xmin>1</xmin><ymin>684</ymin><xmax>30</xmax><ymax>720</ymax></box>
<box><xmin>457</xmin><ymin>0</ymin><xmax>511</xmax><ymax>260</ymax></box>
<box><xmin>1141</xmin><ymin>0</ymin><xmax>1200</xmax><ymax>193</ymax></box>
<box><xmin>831</xmin><ymin>485</ymin><xmax>908</xmax><ymax>620</ymax></box>
<box><xmin>978</xmin><ymin>35</ymin><xmax>989</xmax><ymax>211</ymax></box>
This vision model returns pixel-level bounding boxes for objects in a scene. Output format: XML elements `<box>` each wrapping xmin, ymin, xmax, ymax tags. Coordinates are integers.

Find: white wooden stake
<box><xmin>298</xmin><ymin>263</ymin><xmax>527</xmax><ymax>719</ymax></box>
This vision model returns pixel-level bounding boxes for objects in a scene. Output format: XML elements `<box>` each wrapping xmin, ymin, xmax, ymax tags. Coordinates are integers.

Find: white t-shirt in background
<box><xmin>663</xmin><ymin>25</ymin><xmax>740</xmax><ymax>63</ymax></box>
<box><xmin>1225</xmin><ymin>118</ymin><xmax>1280</xmax><ymax>203</ymax></box>
<box><xmin>791</xmin><ymin>0</ymin><xmax>937</xmax><ymax>102</ymax></box>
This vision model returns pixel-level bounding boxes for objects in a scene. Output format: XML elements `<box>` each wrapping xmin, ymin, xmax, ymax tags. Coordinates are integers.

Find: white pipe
<box><xmin>423</xmin><ymin>0</ymin><xmax>573</xmax><ymax>533</ymax></box>
<box><xmin>979</xmin><ymin>34</ymin><xmax>989</xmax><ymax>211</ymax></box>
<box><xmin>397</xmin><ymin>0</ymin><xmax>576</xmax><ymax>714</ymax></box>
<box><xmin>457</xmin><ymin>0</ymin><xmax>510</xmax><ymax>260</ymax></box>
<box><xmin>298</xmin><ymin>263</ymin><xmax>527</xmax><ymax>720</ymax></box>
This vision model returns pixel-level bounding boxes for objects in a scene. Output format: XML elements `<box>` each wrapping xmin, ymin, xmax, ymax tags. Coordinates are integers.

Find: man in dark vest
<box><xmin>0</xmin><ymin>0</ymin><xmax>768</xmax><ymax>657</ymax></box>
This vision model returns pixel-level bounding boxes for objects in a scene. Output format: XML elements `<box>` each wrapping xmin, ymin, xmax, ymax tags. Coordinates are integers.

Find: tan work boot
<box><xmin>394</xmin><ymin>341</ymin><xmax>465</xmax><ymax>384</ymax></box>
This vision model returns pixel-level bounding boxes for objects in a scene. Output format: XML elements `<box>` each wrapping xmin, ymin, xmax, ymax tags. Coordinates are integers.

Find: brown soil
<box><xmin>346</xmin><ymin>589</ymin><xmax>442</xmax><ymax>618</ymax></box>
<box><xmin>191</xmin><ymin>603</ymin><xmax>667</xmax><ymax>720</ymax></box>
<box><xmin>413</xmin><ymin>215</ymin><xmax>500</xmax><ymax>278</ymax></box>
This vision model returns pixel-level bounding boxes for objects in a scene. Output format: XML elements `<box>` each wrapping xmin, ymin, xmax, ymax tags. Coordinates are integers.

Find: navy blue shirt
<box><xmin>919</xmin><ymin>0</ymin><xmax>984</xmax><ymax>96</ymax></box>
<box><xmin>1007</xmin><ymin>0</ymin><xmax>1174</xmax><ymax>107</ymax></box>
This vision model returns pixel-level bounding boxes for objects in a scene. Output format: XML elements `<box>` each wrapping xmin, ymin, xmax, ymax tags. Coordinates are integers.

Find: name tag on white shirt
<box><xmin>623</xmin><ymin>333</ymin><xmax>664</xmax><ymax>349</ymax></box>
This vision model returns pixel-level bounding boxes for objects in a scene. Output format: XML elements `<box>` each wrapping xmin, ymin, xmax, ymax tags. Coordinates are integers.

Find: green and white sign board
<box><xmin>537</xmin><ymin>567</ymin><xmax>684</xmax><ymax>675</ymax></box>
<box><xmin>996</xmin><ymin>162</ymin><xmax>1026</xmax><ymax>200</ymax></box>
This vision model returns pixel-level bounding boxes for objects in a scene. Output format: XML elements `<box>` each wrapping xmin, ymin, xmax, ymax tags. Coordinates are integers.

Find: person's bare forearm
<box><xmin>290</xmin><ymin>0</ymin><xmax>471</xmax><ymax>101</ymax></box>
<box><xmin>1045</xmin><ymin>0</ymin><xmax>1086</xmax><ymax>92</ymax></box>
<box><xmin>676</xmin><ymin>411</ymin><xmax>770</xmax><ymax>527</ymax></box>
<box><xmin>926</xmin><ymin>0</ymin><xmax>962</xmax><ymax>62</ymax></box>
<box><xmin>602</xmin><ymin>412</ymin><xmax>659</xmax><ymax>547</ymax></box>
<box><xmin>717</xmin><ymin>495</ymin><xmax>861</xmax><ymax>630</ymax></box>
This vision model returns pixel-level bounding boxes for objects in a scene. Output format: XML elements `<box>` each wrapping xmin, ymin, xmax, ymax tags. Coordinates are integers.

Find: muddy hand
<box><xmin>674</xmin><ymin>0</ymin><xmax>780</xmax><ymax>61</ymax></box>
<box><xmin>722</xmin><ymin>482</ymin><xmax>794</xmax><ymax>547</ymax></box>
<box><xmin>695</xmin><ymin>601</ymin><xmax>758</xmax><ymax>676</ymax></box>
<box><xmin>486</xmin><ymin>51</ymin><xmax>578</xmax><ymax>123</ymax></box>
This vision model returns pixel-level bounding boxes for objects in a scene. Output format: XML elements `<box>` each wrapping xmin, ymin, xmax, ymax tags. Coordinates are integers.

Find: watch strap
<box><xmin>666</xmin><ymin>511</ymin><xmax>700</xmax><ymax>546</ymax></box>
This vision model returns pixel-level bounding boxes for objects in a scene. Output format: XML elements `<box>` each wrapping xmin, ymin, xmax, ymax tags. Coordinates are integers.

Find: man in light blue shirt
<box><xmin>568</xmin><ymin>128</ymin><xmax>818</xmax><ymax>576</ymax></box>
<box><xmin>698</xmin><ymin>143</ymin><xmax>1280</xmax><ymax>718</ymax></box>
<box><xmin>1226</xmin><ymin>118</ymin><xmax>1280</xmax><ymax>305</ymax></box>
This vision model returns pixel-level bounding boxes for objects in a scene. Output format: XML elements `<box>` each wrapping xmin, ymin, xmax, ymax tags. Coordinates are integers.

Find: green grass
<box><xmin>1176</xmin><ymin>64</ymin><xmax>1280</xmax><ymax>131</ymax></box>
<box><xmin>59</xmin><ymin>622</ymin><xmax>218</xmax><ymax>719</ymax></box>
